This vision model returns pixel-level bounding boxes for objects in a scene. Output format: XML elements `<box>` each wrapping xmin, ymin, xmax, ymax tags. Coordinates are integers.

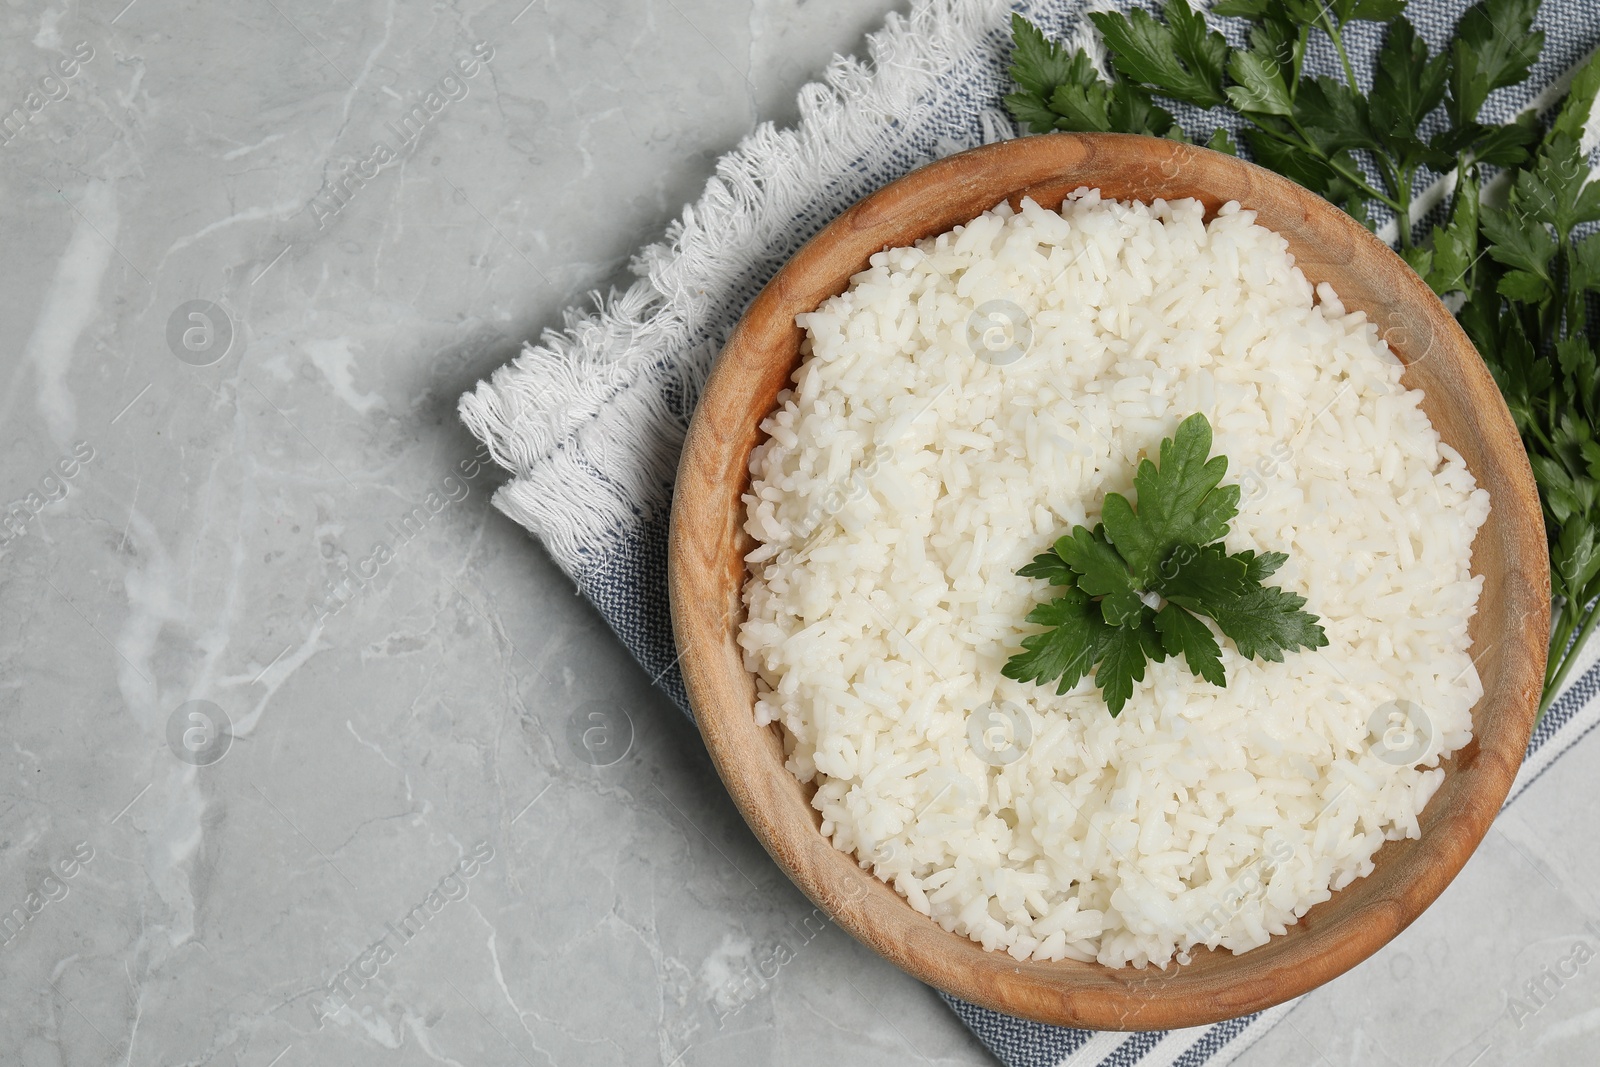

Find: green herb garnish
<box><xmin>1003</xmin><ymin>1</ymin><xmax>1540</xmax><ymax>242</ymax></box>
<box><xmin>1004</xmin><ymin>0</ymin><xmax>1600</xmax><ymax>715</ymax></box>
<box><xmin>1003</xmin><ymin>414</ymin><xmax>1327</xmax><ymax>715</ymax></box>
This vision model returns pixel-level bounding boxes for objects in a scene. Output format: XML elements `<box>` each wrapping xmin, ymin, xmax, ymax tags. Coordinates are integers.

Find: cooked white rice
<box><xmin>737</xmin><ymin>191</ymin><xmax>1489</xmax><ymax>968</ymax></box>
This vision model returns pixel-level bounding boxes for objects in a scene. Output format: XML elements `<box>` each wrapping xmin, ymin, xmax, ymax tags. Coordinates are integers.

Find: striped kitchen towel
<box><xmin>458</xmin><ymin>1</ymin><xmax>1600</xmax><ymax>1063</ymax></box>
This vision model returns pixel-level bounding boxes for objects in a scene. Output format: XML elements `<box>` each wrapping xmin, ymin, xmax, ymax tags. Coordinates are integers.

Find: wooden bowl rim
<box><xmin>667</xmin><ymin>132</ymin><xmax>1548</xmax><ymax>1029</ymax></box>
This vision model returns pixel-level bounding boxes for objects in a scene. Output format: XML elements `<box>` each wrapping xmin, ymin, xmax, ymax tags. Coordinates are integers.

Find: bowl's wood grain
<box><xmin>667</xmin><ymin>133</ymin><xmax>1549</xmax><ymax>1030</ymax></box>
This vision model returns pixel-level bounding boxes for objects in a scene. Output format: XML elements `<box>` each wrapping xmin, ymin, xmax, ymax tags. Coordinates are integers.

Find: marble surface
<box><xmin>0</xmin><ymin>2</ymin><xmax>1595</xmax><ymax>1066</ymax></box>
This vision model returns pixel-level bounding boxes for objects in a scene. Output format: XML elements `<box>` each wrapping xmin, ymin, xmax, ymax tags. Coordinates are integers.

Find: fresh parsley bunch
<box><xmin>1460</xmin><ymin>57</ymin><xmax>1600</xmax><ymax>709</ymax></box>
<box><xmin>1004</xmin><ymin>0</ymin><xmax>1540</xmax><ymax>247</ymax></box>
<box><xmin>1005</xmin><ymin>0</ymin><xmax>1600</xmax><ymax>714</ymax></box>
<box><xmin>1003</xmin><ymin>414</ymin><xmax>1327</xmax><ymax>715</ymax></box>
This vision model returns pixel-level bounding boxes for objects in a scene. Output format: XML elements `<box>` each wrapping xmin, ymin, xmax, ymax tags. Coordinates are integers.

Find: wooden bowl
<box><xmin>667</xmin><ymin>133</ymin><xmax>1548</xmax><ymax>1030</ymax></box>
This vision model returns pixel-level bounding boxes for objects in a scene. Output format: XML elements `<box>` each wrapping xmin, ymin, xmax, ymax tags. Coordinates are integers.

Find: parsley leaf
<box><xmin>1004</xmin><ymin>415</ymin><xmax>1324</xmax><ymax>715</ymax></box>
<box><xmin>1204</xmin><ymin>581</ymin><xmax>1330</xmax><ymax>661</ymax></box>
<box><xmin>1003</xmin><ymin>90</ymin><xmax>1062</xmax><ymax>135</ymax></box>
<box><xmin>1482</xmin><ymin>203</ymin><xmax>1556</xmax><ymax>298</ymax></box>
<box><xmin>1154</xmin><ymin>604</ymin><xmax>1227</xmax><ymax>687</ymax></box>
<box><xmin>1101</xmin><ymin>413</ymin><xmax>1240</xmax><ymax>585</ymax></box>
<box><xmin>1420</xmin><ymin>172</ymin><xmax>1479</xmax><ymax>295</ymax></box>
<box><xmin>1206</xmin><ymin>127</ymin><xmax>1239</xmax><ymax>155</ymax></box>
<box><xmin>1007</xmin><ymin>13</ymin><xmax>1080</xmax><ymax>101</ymax></box>
<box><xmin>1449</xmin><ymin>0</ymin><xmax>1543</xmax><ymax>128</ymax></box>
<box><xmin>1514</xmin><ymin>136</ymin><xmax>1600</xmax><ymax>235</ymax></box>
<box><xmin>1235</xmin><ymin>549</ymin><xmax>1288</xmax><ymax>583</ymax></box>
<box><xmin>1209</xmin><ymin>0</ymin><xmax>1272</xmax><ymax>15</ymax></box>
<box><xmin>1209</xmin><ymin>0</ymin><xmax>1273</xmax><ymax>14</ymax></box>
<box><xmin>1215</xmin><ymin>0</ymin><xmax>1335</xmax><ymax>23</ymax></box>
<box><xmin>1104</xmin><ymin>83</ymin><xmax>1179</xmax><ymax>138</ymax></box>
<box><xmin>1001</xmin><ymin>586</ymin><xmax>1109</xmax><ymax>696</ymax></box>
<box><xmin>1226</xmin><ymin>49</ymin><xmax>1294</xmax><ymax>116</ymax></box>
<box><xmin>1050</xmin><ymin>78</ymin><xmax>1178</xmax><ymax>138</ymax></box>
<box><xmin>1150</xmin><ymin>542</ymin><xmax>1249</xmax><ymax>609</ymax></box>
<box><xmin>1296</xmin><ymin>76</ymin><xmax>1375</xmax><ymax>155</ymax></box>
<box><xmin>1054</xmin><ymin>524</ymin><xmax>1144</xmax><ymax>627</ymax></box>
<box><xmin>1156</xmin><ymin>543</ymin><xmax>1327</xmax><ymax>663</ymax></box>
<box><xmin>1017</xmin><ymin>550</ymin><xmax>1076</xmax><ymax>586</ymax></box>
<box><xmin>1555</xmin><ymin>521</ymin><xmax>1600</xmax><ymax>601</ymax></box>
<box><xmin>1089</xmin><ymin>1</ymin><xmax>1228</xmax><ymax>110</ymax></box>
<box><xmin>1165</xmin><ymin>0</ymin><xmax>1232</xmax><ymax>102</ymax></box>
<box><xmin>1369</xmin><ymin>19</ymin><xmax>1451</xmax><ymax>172</ymax></box>
<box><xmin>1341</xmin><ymin>0</ymin><xmax>1407</xmax><ymax>19</ymax></box>
<box><xmin>1095</xmin><ymin>609</ymin><xmax>1167</xmax><ymax>716</ymax></box>
<box><xmin>1550</xmin><ymin>42</ymin><xmax>1600</xmax><ymax>142</ymax></box>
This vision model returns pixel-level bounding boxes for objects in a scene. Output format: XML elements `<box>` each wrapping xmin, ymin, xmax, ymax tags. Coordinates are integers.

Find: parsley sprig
<box><xmin>1005</xmin><ymin>0</ymin><xmax>1600</xmax><ymax>715</ymax></box>
<box><xmin>1004</xmin><ymin>415</ymin><xmax>1327</xmax><ymax>715</ymax></box>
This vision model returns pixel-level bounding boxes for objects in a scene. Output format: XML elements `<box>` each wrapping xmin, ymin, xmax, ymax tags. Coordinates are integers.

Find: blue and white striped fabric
<box><xmin>459</xmin><ymin>1</ymin><xmax>1600</xmax><ymax>1063</ymax></box>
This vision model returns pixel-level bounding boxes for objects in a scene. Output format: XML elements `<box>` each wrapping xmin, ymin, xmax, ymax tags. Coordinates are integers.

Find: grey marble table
<box><xmin>1</xmin><ymin>2</ymin><xmax>1595</xmax><ymax>1066</ymax></box>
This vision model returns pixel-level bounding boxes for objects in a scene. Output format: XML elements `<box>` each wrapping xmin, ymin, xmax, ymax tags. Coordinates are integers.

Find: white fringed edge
<box><xmin>458</xmin><ymin>0</ymin><xmax>1014</xmax><ymax>579</ymax></box>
